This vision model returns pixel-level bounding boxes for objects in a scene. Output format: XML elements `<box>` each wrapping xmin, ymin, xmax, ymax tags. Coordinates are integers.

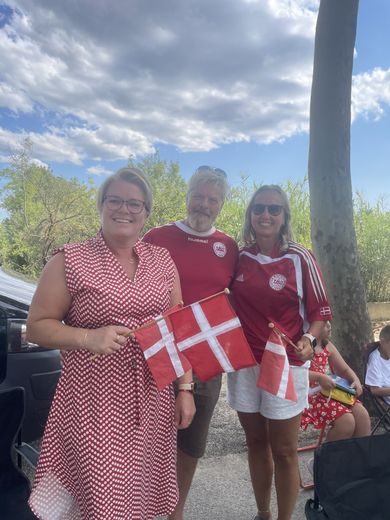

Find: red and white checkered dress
<box><xmin>29</xmin><ymin>233</ymin><xmax>178</xmax><ymax>520</ymax></box>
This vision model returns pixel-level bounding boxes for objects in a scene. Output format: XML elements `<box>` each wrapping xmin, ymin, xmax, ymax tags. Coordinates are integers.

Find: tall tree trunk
<box><xmin>308</xmin><ymin>0</ymin><xmax>372</xmax><ymax>377</ymax></box>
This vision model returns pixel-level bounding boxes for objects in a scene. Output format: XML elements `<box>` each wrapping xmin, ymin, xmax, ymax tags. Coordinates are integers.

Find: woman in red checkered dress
<box><xmin>301</xmin><ymin>321</ymin><xmax>370</xmax><ymax>442</ymax></box>
<box><xmin>27</xmin><ymin>167</ymin><xmax>195</xmax><ymax>520</ymax></box>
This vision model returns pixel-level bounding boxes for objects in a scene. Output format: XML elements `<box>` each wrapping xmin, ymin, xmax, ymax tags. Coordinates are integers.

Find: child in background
<box><xmin>365</xmin><ymin>324</ymin><xmax>390</xmax><ymax>404</ymax></box>
<box><xmin>301</xmin><ymin>321</ymin><xmax>371</xmax><ymax>442</ymax></box>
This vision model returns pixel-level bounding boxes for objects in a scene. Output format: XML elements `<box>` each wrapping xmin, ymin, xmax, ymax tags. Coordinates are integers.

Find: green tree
<box><xmin>0</xmin><ymin>139</ymin><xmax>99</xmax><ymax>278</ymax></box>
<box><xmin>129</xmin><ymin>153</ymin><xmax>187</xmax><ymax>232</ymax></box>
<box><xmin>354</xmin><ymin>194</ymin><xmax>390</xmax><ymax>302</ymax></box>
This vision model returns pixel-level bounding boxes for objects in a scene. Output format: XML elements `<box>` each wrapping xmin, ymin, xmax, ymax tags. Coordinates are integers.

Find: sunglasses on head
<box><xmin>195</xmin><ymin>165</ymin><xmax>227</xmax><ymax>178</ymax></box>
<box><xmin>251</xmin><ymin>203</ymin><xmax>284</xmax><ymax>216</ymax></box>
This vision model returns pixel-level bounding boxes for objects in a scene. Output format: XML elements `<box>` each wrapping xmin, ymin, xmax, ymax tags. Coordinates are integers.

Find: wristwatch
<box><xmin>303</xmin><ymin>333</ymin><xmax>317</xmax><ymax>351</ymax></box>
<box><xmin>177</xmin><ymin>382</ymin><xmax>195</xmax><ymax>393</ymax></box>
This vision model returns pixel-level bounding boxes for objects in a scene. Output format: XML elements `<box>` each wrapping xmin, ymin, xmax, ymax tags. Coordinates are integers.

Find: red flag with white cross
<box><xmin>256</xmin><ymin>329</ymin><xmax>297</xmax><ymax>401</ymax></box>
<box><xmin>135</xmin><ymin>309</ymin><xmax>191</xmax><ymax>391</ymax></box>
<box><xmin>169</xmin><ymin>292</ymin><xmax>256</xmax><ymax>381</ymax></box>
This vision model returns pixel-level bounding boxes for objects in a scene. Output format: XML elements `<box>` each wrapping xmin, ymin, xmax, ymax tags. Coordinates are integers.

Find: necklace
<box><xmin>128</xmin><ymin>256</ymin><xmax>136</xmax><ymax>264</ymax></box>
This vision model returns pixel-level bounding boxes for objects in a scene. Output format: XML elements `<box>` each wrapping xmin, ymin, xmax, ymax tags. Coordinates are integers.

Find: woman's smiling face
<box><xmin>100</xmin><ymin>180</ymin><xmax>147</xmax><ymax>241</ymax></box>
<box><xmin>250</xmin><ymin>189</ymin><xmax>285</xmax><ymax>243</ymax></box>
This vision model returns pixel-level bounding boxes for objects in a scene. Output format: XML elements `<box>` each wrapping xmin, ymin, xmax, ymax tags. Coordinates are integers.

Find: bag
<box><xmin>321</xmin><ymin>375</ymin><xmax>357</xmax><ymax>406</ymax></box>
<box><xmin>313</xmin><ymin>433</ymin><xmax>390</xmax><ymax>520</ymax></box>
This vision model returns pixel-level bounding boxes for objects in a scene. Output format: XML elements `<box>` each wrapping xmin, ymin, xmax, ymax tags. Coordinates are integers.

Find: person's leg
<box><xmin>325</xmin><ymin>412</ymin><xmax>355</xmax><ymax>442</ymax></box>
<box><xmin>351</xmin><ymin>402</ymin><xmax>371</xmax><ymax>437</ymax></box>
<box><xmin>238</xmin><ymin>412</ymin><xmax>273</xmax><ymax>520</ymax></box>
<box><xmin>268</xmin><ymin>415</ymin><xmax>301</xmax><ymax>520</ymax></box>
<box><xmin>169</xmin><ymin>449</ymin><xmax>198</xmax><ymax>520</ymax></box>
<box><xmin>169</xmin><ymin>375</ymin><xmax>222</xmax><ymax>520</ymax></box>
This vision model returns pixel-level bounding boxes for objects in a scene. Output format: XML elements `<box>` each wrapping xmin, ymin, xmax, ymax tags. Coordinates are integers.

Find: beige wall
<box><xmin>367</xmin><ymin>302</ymin><xmax>390</xmax><ymax>321</ymax></box>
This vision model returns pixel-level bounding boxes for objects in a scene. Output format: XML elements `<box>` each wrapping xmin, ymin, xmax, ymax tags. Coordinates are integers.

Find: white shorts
<box><xmin>227</xmin><ymin>364</ymin><xmax>309</xmax><ymax>420</ymax></box>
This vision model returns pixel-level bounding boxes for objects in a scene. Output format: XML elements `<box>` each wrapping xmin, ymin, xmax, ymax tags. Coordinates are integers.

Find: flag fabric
<box><xmin>134</xmin><ymin>314</ymin><xmax>191</xmax><ymax>391</ymax></box>
<box><xmin>169</xmin><ymin>292</ymin><xmax>256</xmax><ymax>381</ymax></box>
<box><xmin>256</xmin><ymin>329</ymin><xmax>297</xmax><ymax>401</ymax></box>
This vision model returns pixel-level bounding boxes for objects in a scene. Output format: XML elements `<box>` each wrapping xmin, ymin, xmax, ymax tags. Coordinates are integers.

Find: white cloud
<box><xmin>352</xmin><ymin>67</ymin><xmax>390</xmax><ymax>121</ymax></box>
<box><xmin>87</xmin><ymin>164</ymin><xmax>113</xmax><ymax>176</ymax></box>
<box><xmin>0</xmin><ymin>0</ymin><xmax>388</xmax><ymax>168</ymax></box>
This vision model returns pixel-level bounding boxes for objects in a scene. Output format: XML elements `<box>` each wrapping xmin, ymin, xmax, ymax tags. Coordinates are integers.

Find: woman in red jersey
<box><xmin>228</xmin><ymin>185</ymin><xmax>331</xmax><ymax>520</ymax></box>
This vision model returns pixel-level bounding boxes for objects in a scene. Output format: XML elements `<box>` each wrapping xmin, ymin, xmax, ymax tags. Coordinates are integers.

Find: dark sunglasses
<box><xmin>195</xmin><ymin>165</ymin><xmax>227</xmax><ymax>178</ymax></box>
<box><xmin>251</xmin><ymin>203</ymin><xmax>284</xmax><ymax>216</ymax></box>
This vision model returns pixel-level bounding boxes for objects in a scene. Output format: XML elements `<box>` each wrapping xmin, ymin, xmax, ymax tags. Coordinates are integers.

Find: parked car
<box><xmin>0</xmin><ymin>267</ymin><xmax>61</xmax><ymax>442</ymax></box>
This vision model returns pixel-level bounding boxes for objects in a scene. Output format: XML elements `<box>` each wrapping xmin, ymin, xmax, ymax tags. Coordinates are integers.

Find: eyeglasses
<box><xmin>195</xmin><ymin>165</ymin><xmax>227</xmax><ymax>178</ymax></box>
<box><xmin>103</xmin><ymin>196</ymin><xmax>146</xmax><ymax>214</ymax></box>
<box><xmin>251</xmin><ymin>203</ymin><xmax>284</xmax><ymax>216</ymax></box>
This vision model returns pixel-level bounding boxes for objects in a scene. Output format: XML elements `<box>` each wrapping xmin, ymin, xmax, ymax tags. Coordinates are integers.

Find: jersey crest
<box><xmin>213</xmin><ymin>241</ymin><xmax>227</xmax><ymax>258</ymax></box>
<box><xmin>269</xmin><ymin>273</ymin><xmax>287</xmax><ymax>291</ymax></box>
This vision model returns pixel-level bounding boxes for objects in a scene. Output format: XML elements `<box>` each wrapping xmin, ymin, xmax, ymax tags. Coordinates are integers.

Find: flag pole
<box><xmin>91</xmin><ymin>289</ymin><xmax>230</xmax><ymax>361</ymax></box>
<box><xmin>268</xmin><ymin>323</ymin><xmax>300</xmax><ymax>351</ymax></box>
<box><xmin>269</xmin><ymin>323</ymin><xmax>320</xmax><ymax>369</ymax></box>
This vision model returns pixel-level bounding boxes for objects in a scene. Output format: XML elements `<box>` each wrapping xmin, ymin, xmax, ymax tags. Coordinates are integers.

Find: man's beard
<box><xmin>186</xmin><ymin>211</ymin><xmax>214</xmax><ymax>232</ymax></box>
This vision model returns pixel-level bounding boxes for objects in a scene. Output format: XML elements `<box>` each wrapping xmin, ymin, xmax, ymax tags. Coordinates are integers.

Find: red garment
<box><xmin>169</xmin><ymin>292</ymin><xmax>256</xmax><ymax>381</ymax></box>
<box><xmin>29</xmin><ymin>234</ymin><xmax>178</xmax><ymax>520</ymax></box>
<box><xmin>301</xmin><ymin>346</ymin><xmax>352</xmax><ymax>430</ymax></box>
<box><xmin>257</xmin><ymin>330</ymin><xmax>297</xmax><ymax>401</ymax></box>
<box><xmin>232</xmin><ymin>241</ymin><xmax>332</xmax><ymax>365</ymax></box>
<box><xmin>143</xmin><ymin>221</ymin><xmax>238</xmax><ymax>305</ymax></box>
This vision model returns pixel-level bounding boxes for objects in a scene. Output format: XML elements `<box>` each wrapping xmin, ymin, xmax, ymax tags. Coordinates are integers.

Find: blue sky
<box><xmin>0</xmin><ymin>0</ymin><xmax>389</xmax><ymax>205</ymax></box>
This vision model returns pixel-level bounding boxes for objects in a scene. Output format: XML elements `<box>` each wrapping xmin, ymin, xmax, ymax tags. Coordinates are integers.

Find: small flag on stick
<box><xmin>257</xmin><ymin>329</ymin><xmax>297</xmax><ymax>402</ymax></box>
<box><xmin>135</xmin><ymin>310</ymin><xmax>190</xmax><ymax>391</ymax></box>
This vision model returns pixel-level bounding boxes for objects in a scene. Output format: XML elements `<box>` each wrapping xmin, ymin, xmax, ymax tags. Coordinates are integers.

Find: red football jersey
<box><xmin>232</xmin><ymin>242</ymin><xmax>332</xmax><ymax>366</ymax></box>
<box><xmin>143</xmin><ymin>221</ymin><xmax>238</xmax><ymax>305</ymax></box>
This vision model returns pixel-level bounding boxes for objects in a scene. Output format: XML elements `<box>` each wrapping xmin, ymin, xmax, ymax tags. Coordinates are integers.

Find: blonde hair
<box><xmin>97</xmin><ymin>167</ymin><xmax>152</xmax><ymax>215</ymax></box>
<box><xmin>242</xmin><ymin>185</ymin><xmax>293</xmax><ymax>248</ymax></box>
<box><xmin>187</xmin><ymin>166</ymin><xmax>229</xmax><ymax>203</ymax></box>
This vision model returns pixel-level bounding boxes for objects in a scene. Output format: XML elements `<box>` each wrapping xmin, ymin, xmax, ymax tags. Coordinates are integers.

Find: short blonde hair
<box><xmin>97</xmin><ymin>167</ymin><xmax>152</xmax><ymax>215</ymax></box>
<box><xmin>242</xmin><ymin>185</ymin><xmax>293</xmax><ymax>248</ymax></box>
<box><xmin>187</xmin><ymin>166</ymin><xmax>230</xmax><ymax>203</ymax></box>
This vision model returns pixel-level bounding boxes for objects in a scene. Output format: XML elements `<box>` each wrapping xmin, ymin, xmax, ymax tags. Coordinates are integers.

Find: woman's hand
<box><xmin>174</xmin><ymin>391</ymin><xmax>196</xmax><ymax>430</ymax></box>
<box><xmin>350</xmin><ymin>379</ymin><xmax>363</xmax><ymax>396</ymax></box>
<box><xmin>318</xmin><ymin>373</ymin><xmax>336</xmax><ymax>392</ymax></box>
<box><xmin>83</xmin><ymin>325</ymin><xmax>131</xmax><ymax>355</ymax></box>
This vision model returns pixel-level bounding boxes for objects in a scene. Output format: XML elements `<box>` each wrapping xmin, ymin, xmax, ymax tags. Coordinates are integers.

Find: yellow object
<box><xmin>321</xmin><ymin>387</ymin><xmax>357</xmax><ymax>406</ymax></box>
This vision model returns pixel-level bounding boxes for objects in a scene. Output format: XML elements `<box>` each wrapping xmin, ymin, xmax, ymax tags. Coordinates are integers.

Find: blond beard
<box><xmin>186</xmin><ymin>212</ymin><xmax>214</xmax><ymax>232</ymax></box>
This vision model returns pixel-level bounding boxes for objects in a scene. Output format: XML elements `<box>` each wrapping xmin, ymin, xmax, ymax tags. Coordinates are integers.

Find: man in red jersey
<box><xmin>144</xmin><ymin>165</ymin><xmax>238</xmax><ymax>520</ymax></box>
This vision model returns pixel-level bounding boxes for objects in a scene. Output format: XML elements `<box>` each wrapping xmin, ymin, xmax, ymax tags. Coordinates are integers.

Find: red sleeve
<box><xmin>300</xmin><ymin>248</ymin><xmax>332</xmax><ymax>322</ymax></box>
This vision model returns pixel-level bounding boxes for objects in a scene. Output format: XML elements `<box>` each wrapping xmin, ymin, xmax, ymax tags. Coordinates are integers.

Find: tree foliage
<box><xmin>129</xmin><ymin>153</ymin><xmax>187</xmax><ymax>232</ymax></box>
<box><xmin>354</xmin><ymin>194</ymin><xmax>390</xmax><ymax>302</ymax></box>
<box><xmin>0</xmin><ymin>143</ymin><xmax>389</xmax><ymax>306</ymax></box>
<box><xmin>0</xmin><ymin>139</ymin><xmax>99</xmax><ymax>277</ymax></box>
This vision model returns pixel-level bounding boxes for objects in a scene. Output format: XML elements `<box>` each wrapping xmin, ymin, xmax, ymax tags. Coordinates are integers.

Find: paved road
<box><xmin>167</xmin><ymin>375</ymin><xmax>315</xmax><ymax>520</ymax></box>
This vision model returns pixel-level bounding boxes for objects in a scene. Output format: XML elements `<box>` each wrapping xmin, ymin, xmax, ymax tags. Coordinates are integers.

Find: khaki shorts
<box><xmin>177</xmin><ymin>373</ymin><xmax>222</xmax><ymax>458</ymax></box>
<box><xmin>227</xmin><ymin>364</ymin><xmax>309</xmax><ymax>420</ymax></box>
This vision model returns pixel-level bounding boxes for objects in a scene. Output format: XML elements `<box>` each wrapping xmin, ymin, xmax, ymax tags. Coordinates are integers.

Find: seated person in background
<box><xmin>365</xmin><ymin>324</ymin><xmax>390</xmax><ymax>405</ymax></box>
<box><xmin>301</xmin><ymin>321</ymin><xmax>371</xmax><ymax>442</ymax></box>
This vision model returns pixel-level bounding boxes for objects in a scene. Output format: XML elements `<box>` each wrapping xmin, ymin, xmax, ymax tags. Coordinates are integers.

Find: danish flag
<box><xmin>134</xmin><ymin>306</ymin><xmax>191</xmax><ymax>391</ymax></box>
<box><xmin>257</xmin><ymin>329</ymin><xmax>297</xmax><ymax>402</ymax></box>
<box><xmin>169</xmin><ymin>292</ymin><xmax>256</xmax><ymax>381</ymax></box>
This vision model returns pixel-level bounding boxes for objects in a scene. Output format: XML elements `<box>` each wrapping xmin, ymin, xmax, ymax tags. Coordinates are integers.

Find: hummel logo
<box><xmin>235</xmin><ymin>273</ymin><xmax>244</xmax><ymax>282</ymax></box>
